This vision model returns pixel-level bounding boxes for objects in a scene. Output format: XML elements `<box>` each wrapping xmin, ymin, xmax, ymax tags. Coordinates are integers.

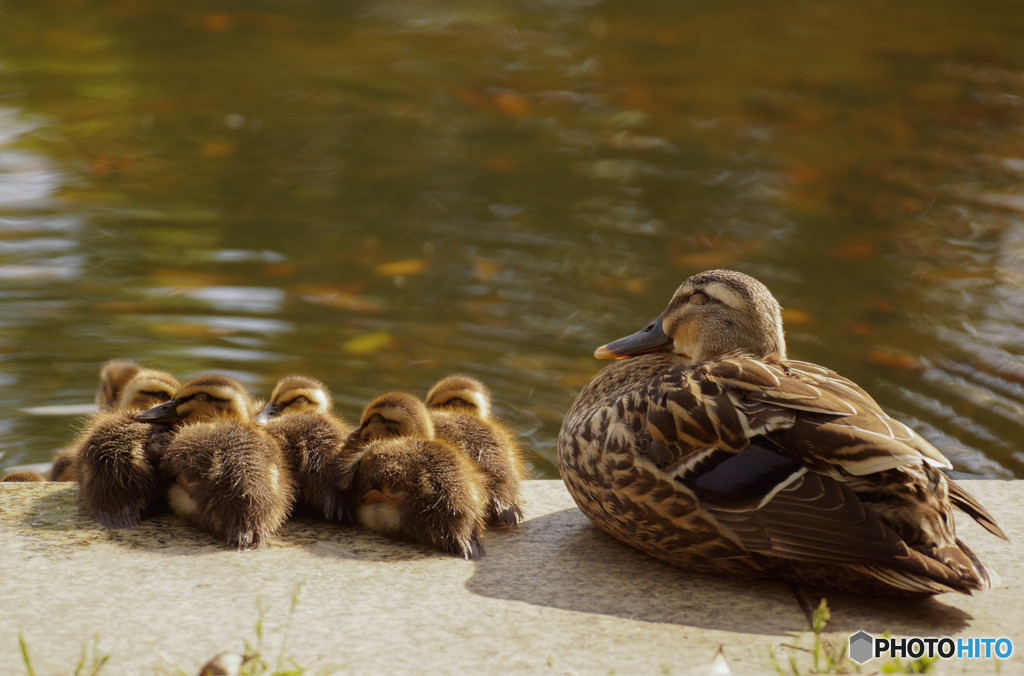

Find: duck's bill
<box><xmin>594</xmin><ymin>317</ymin><xmax>672</xmax><ymax>359</ymax></box>
<box><xmin>134</xmin><ymin>399</ymin><xmax>181</xmax><ymax>422</ymax></box>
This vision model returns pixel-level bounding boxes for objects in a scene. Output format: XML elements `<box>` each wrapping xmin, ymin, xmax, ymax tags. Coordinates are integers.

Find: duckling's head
<box><xmin>356</xmin><ymin>392</ymin><xmax>434</xmax><ymax>442</ymax></box>
<box><xmin>95</xmin><ymin>359</ymin><xmax>143</xmax><ymax>410</ymax></box>
<box><xmin>255</xmin><ymin>375</ymin><xmax>332</xmax><ymax>425</ymax></box>
<box><xmin>425</xmin><ymin>374</ymin><xmax>491</xmax><ymax>419</ymax></box>
<box><xmin>595</xmin><ymin>269</ymin><xmax>787</xmax><ymax>363</ymax></box>
<box><xmin>117</xmin><ymin>369</ymin><xmax>181</xmax><ymax>412</ymax></box>
<box><xmin>134</xmin><ymin>375</ymin><xmax>254</xmax><ymax>424</ymax></box>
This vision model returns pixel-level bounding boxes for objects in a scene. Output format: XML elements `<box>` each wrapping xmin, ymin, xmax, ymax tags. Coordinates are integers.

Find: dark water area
<box><xmin>1</xmin><ymin>0</ymin><xmax>1023</xmax><ymax>479</ymax></box>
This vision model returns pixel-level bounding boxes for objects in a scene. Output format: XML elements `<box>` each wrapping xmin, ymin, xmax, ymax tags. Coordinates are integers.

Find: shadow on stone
<box><xmin>809</xmin><ymin>591</ymin><xmax>973</xmax><ymax>635</ymax></box>
<box><xmin>464</xmin><ymin>507</ymin><xmax>805</xmax><ymax>635</ymax></box>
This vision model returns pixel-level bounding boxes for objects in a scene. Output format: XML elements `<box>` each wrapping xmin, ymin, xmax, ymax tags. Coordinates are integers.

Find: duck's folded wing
<box><xmin>947</xmin><ymin>478</ymin><xmax>1008</xmax><ymax>540</ymax></box>
<box><xmin>686</xmin><ymin>442</ymin><xmax>979</xmax><ymax>591</ymax></box>
<box><xmin>642</xmin><ymin>356</ymin><xmax>850</xmax><ymax>468</ymax></box>
<box><xmin>643</xmin><ymin>356</ymin><xmax>952</xmax><ymax>477</ymax></box>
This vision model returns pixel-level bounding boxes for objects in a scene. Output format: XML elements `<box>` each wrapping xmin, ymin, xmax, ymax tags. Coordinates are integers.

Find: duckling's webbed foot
<box><xmin>319</xmin><ymin>489</ymin><xmax>352</xmax><ymax>523</ymax></box>
<box><xmin>430</xmin><ymin>525</ymin><xmax>486</xmax><ymax>560</ymax></box>
<box><xmin>489</xmin><ymin>501</ymin><xmax>523</xmax><ymax>528</ymax></box>
<box><xmin>463</xmin><ymin>530</ymin><xmax>486</xmax><ymax>560</ymax></box>
<box><xmin>94</xmin><ymin>505</ymin><xmax>144</xmax><ymax>530</ymax></box>
<box><xmin>225</xmin><ymin>526</ymin><xmax>260</xmax><ymax>551</ymax></box>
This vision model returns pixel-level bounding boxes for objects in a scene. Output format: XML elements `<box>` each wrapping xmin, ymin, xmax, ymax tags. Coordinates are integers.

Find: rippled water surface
<box><xmin>1</xmin><ymin>0</ymin><xmax>1023</xmax><ymax>479</ymax></box>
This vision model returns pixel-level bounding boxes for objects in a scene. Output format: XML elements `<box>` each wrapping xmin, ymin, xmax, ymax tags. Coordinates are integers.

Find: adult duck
<box><xmin>557</xmin><ymin>269</ymin><xmax>1006</xmax><ymax>596</ymax></box>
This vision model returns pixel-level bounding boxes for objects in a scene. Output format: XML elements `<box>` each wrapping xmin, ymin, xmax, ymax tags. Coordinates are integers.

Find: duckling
<box><xmin>2</xmin><ymin>471</ymin><xmax>47</xmax><ymax>482</ymax></box>
<box><xmin>425</xmin><ymin>375</ymin><xmax>527</xmax><ymax>527</ymax></box>
<box><xmin>73</xmin><ymin>368</ymin><xmax>182</xmax><ymax>526</ymax></box>
<box><xmin>51</xmin><ymin>368</ymin><xmax>181</xmax><ymax>482</ymax></box>
<box><xmin>135</xmin><ymin>375</ymin><xmax>296</xmax><ymax>549</ymax></box>
<box><xmin>75</xmin><ymin>412</ymin><xmax>175</xmax><ymax>529</ymax></box>
<box><xmin>339</xmin><ymin>391</ymin><xmax>488</xmax><ymax>559</ymax></box>
<box><xmin>425</xmin><ymin>374</ymin><xmax>493</xmax><ymax>418</ymax></box>
<box><xmin>256</xmin><ymin>375</ymin><xmax>353</xmax><ymax>520</ymax></box>
<box><xmin>558</xmin><ymin>268</ymin><xmax>1006</xmax><ymax>596</ymax></box>
<box><xmin>95</xmin><ymin>359</ymin><xmax>144</xmax><ymax>410</ymax></box>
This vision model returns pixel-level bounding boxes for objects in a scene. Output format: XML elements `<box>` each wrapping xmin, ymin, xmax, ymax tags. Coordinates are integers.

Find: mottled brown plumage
<box><xmin>339</xmin><ymin>391</ymin><xmax>488</xmax><ymax>559</ymax></box>
<box><xmin>426</xmin><ymin>375</ymin><xmax>527</xmax><ymax>527</ymax></box>
<box><xmin>53</xmin><ymin>367</ymin><xmax>180</xmax><ymax>482</ymax></box>
<box><xmin>559</xmin><ymin>269</ymin><xmax>1006</xmax><ymax>597</ymax></box>
<box><xmin>257</xmin><ymin>375</ymin><xmax>352</xmax><ymax>520</ymax></box>
<box><xmin>135</xmin><ymin>375</ymin><xmax>296</xmax><ymax>549</ymax></box>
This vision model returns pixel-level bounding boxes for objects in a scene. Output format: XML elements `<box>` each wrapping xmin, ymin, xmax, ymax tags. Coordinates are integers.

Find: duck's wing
<box><xmin>947</xmin><ymin>479</ymin><xmax>1008</xmax><ymax>541</ymax></box>
<box><xmin>688</xmin><ymin>440</ymin><xmax>984</xmax><ymax>594</ymax></box>
<box><xmin>639</xmin><ymin>354</ymin><xmax>1000</xmax><ymax>591</ymax></box>
<box><xmin>642</xmin><ymin>354</ymin><xmax>951</xmax><ymax>480</ymax></box>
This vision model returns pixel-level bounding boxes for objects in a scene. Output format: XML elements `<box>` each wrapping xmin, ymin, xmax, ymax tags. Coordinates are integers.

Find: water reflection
<box><xmin>0</xmin><ymin>0</ymin><xmax>1022</xmax><ymax>481</ymax></box>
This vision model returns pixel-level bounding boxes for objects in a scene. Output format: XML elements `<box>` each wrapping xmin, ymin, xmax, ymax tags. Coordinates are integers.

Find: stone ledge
<box><xmin>0</xmin><ymin>480</ymin><xmax>1018</xmax><ymax>675</ymax></box>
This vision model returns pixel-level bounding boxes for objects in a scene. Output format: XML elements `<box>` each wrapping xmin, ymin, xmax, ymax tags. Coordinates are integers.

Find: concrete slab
<box><xmin>0</xmin><ymin>480</ymin><xmax>1017</xmax><ymax>675</ymax></box>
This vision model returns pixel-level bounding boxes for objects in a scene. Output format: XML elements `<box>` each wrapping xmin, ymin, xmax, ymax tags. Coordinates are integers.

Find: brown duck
<box><xmin>558</xmin><ymin>269</ymin><xmax>1006</xmax><ymax>596</ymax></box>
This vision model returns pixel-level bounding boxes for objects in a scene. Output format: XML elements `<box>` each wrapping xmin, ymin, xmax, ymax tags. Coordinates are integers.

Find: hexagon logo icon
<box><xmin>849</xmin><ymin>630</ymin><xmax>875</xmax><ymax>664</ymax></box>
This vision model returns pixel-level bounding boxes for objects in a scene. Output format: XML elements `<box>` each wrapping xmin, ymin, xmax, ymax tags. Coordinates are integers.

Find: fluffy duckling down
<box><xmin>52</xmin><ymin>366</ymin><xmax>180</xmax><ymax>482</ymax></box>
<box><xmin>2</xmin><ymin>470</ymin><xmax>47</xmax><ymax>482</ymax></box>
<box><xmin>338</xmin><ymin>391</ymin><xmax>488</xmax><ymax>560</ymax></box>
<box><xmin>136</xmin><ymin>375</ymin><xmax>296</xmax><ymax>550</ymax></box>
<box><xmin>257</xmin><ymin>375</ymin><xmax>353</xmax><ymax>520</ymax></box>
<box><xmin>73</xmin><ymin>368</ymin><xmax>181</xmax><ymax>528</ymax></box>
<box><xmin>425</xmin><ymin>374</ymin><xmax>528</xmax><ymax>527</ymax></box>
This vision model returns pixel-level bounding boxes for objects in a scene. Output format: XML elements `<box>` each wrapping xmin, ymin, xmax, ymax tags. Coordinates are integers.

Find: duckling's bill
<box><xmin>594</xmin><ymin>317</ymin><xmax>673</xmax><ymax>359</ymax></box>
<box><xmin>254</xmin><ymin>403</ymin><xmax>281</xmax><ymax>426</ymax></box>
<box><xmin>134</xmin><ymin>400</ymin><xmax>180</xmax><ymax>422</ymax></box>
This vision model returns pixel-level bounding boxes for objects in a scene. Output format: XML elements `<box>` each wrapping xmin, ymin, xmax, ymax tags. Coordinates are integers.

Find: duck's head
<box><xmin>595</xmin><ymin>269</ymin><xmax>787</xmax><ymax>363</ymax></box>
<box><xmin>425</xmin><ymin>374</ymin><xmax>491</xmax><ymax>419</ymax></box>
<box><xmin>134</xmin><ymin>374</ymin><xmax>254</xmax><ymax>424</ymax></box>
<box><xmin>255</xmin><ymin>375</ymin><xmax>332</xmax><ymax>425</ymax></box>
<box><xmin>355</xmin><ymin>391</ymin><xmax>434</xmax><ymax>442</ymax></box>
<box><xmin>117</xmin><ymin>369</ymin><xmax>181</xmax><ymax>412</ymax></box>
<box><xmin>95</xmin><ymin>359</ymin><xmax>143</xmax><ymax>410</ymax></box>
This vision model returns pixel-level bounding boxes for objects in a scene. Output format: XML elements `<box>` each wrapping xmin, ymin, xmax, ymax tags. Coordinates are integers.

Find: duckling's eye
<box><xmin>142</xmin><ymin>391</ymin><xmax>171</xmax><ymax>402</ymax></box>
<box><xmin>688</xmin><ymin>291</ymin><xmax>709</xmax><ymax>305</ymax></box>
<box><xmin>194</xmin><ymin>393</ymin><xmax>211</xmax><ymax>403</ymax></box>
<box><xmin>291</xmin><ymin>395</ymin><xmax>309</xmax><ymax>406</ymax></box>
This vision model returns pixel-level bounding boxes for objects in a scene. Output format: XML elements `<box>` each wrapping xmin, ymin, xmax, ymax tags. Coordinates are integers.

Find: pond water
<box><xmin>1</xmin><ymin>0</ymin><xmax>1023</xmax><ymax>479</ymax></box>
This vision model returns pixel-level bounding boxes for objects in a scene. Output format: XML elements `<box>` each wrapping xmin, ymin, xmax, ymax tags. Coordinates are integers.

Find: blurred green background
<box><xmin>1</xmin><ymin>0</ymin><xmax>1022</xmax><ymax>479</ymax></box>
